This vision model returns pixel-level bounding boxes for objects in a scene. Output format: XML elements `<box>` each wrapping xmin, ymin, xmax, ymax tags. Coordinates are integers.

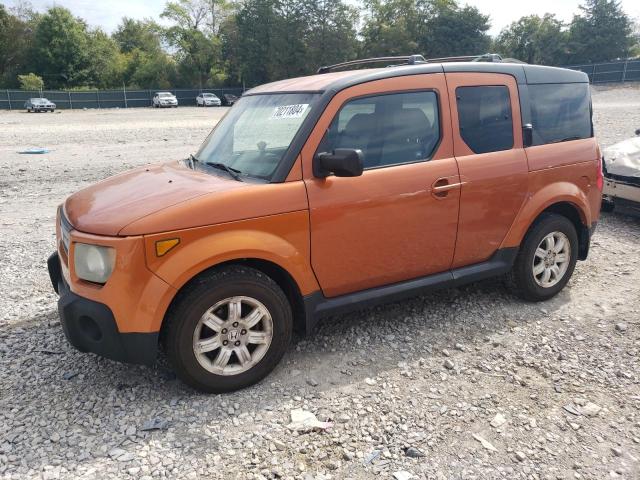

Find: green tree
<box><xmin>495</xmin><ymin>14</ymin><xmax>568</xmax><ymax>65</ymax></box>
<box><xmin>87</xmin><ymin>29</ymin><xmax>126</xmax><ymax>88</ymax></box>
<box><xmin>304</xmin><ymin>0</ymin><xmax>359</xmax><ymax>71</ymax></box>
<box><xmin>360</xmin><ymin>0</ymin><xmax>420</xmax><ymax>57</ymax></box>
<box><xmin>113</xmin><ymin>18</ymin><xmax>163</xmax><ymax>54</ymax></box>
<box><xmin>419</xmin><ymin>0</ymin><xmax>490</xmax><ymax>58</ymax></box>
<box><xmin>568</xmin><ymin>0</ymin><xmax>634</xmax><ymax>63</ymax></box>
<box><xmin>17</xmin><ymin>72</ymin><xmax>44</xmax><ymax>90</ymax></box>
<box><xmin>29</xmin><ymin>7</ymin><xmax>92</xmax><ymax>88</ymax></box>
<box><xmin>235</xmin><ymin>0</ymin><xmax>277</xmax><ymax>85</ymax></box>
<box><xmin>161</xmin><ymin>0</ymin><xmax>222</xmax><ymax>87</ymax></box>
<box><xmin>0</xmin><ymin>4</ymin><xmax>36</xmax><ymax>88</ymax></box>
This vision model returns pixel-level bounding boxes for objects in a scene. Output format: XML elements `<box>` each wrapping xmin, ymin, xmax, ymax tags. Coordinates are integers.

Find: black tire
<box><xmin>506</xmin><ymin>213</ymin><xmax>578</xmax><ymax>302</ymax></box>
<box><xmin>163</xmin><ymin>266</ymin><xmax>292</xmax><ymax>393</ymax></box>
<box><xmin>601</xmin><ymin>198</ymin><xmax>615</xmax><ymax>213</ymax></box>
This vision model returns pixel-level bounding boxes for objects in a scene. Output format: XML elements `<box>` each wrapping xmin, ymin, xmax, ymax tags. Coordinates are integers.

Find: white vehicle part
<box><xmin>603</xmin><ymin>136</ymin><xmax>640</xmax><ymax>179</ymax></box>
<box><xmin>603</xmin><ymin>178</ymin><xmax>640</xmax><ymax>203</ymax></box>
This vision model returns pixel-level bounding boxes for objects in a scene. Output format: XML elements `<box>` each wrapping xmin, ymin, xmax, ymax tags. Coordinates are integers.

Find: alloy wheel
<box><xmin>192</xmin><ymin>296</ymin><xmax>273</xmax><ymax>376</ymax></box>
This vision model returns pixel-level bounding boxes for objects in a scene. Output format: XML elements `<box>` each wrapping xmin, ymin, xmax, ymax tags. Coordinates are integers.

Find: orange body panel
<box><xmin>501</xmin><ymin>159</ymin><xmax>600</xmax><ymax>249</ymax></box>
<box><xmin>143</xmin><ymin>210</ymin><xmax>319</xmax><ymax>303</ymax></box>
<box><xmin>445</xmin><ymin>73</ymin><xmax>530</xmax><ymax>268</ymax></box>
<box><xmin>300</xmin><ymin>73</ymin><xmax>460</xmax><ymax>297</ymax></box>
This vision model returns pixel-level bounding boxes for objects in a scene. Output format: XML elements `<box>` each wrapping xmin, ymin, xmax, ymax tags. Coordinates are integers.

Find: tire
<box><xmin>506</xmin><ymin>213</ymin><xmax>578</xmax><ymax>302</ymax></box>
<box><xmin>601</xmin><ymin>198</ymin><xmax>615</xmax><ymax>213</ymax></box>
<box><xmin>163</xmin><ymin>266</ymin><xmax>293</xmax><ymax>393</ymax></box>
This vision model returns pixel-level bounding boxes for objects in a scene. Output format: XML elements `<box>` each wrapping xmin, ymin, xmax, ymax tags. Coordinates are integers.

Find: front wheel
<box><xmin>163</xmin><ymin>266</ymin><xmax>292</xmax><ymax>393</ymax></box>
<box><xmin>507</xmin><ymin>213</ymin><xmax>578</xmax><ymax>302</ymax></box>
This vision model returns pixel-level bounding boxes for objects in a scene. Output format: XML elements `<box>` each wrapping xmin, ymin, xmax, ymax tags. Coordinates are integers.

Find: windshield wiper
<box><xmin>205</xmin><ymin>161</ymin><xmax>243</xmax><ymax>182</ymax></box>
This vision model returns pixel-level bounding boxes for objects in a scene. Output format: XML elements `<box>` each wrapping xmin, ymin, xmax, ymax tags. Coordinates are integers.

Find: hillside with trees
<box><xmin>0</xmin><ymin>0</ymin><xmax>638</xmax><ymax>90</ymax></box>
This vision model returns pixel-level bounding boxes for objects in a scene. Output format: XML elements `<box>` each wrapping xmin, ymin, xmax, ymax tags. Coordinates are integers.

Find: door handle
<box><xmin>431</xmin><ymin>178</ymin><xmax>464</xmax><ymax>199</ymax></box>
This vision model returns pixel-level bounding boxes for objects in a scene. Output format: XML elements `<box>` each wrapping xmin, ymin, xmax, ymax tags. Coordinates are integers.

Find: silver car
<box><xmin>196</xmin><ymin>93</ymin><xmax>222</xmax><ymax>107</ymax></box>
<box><xmin>25</xmin><ymin>98</ymin><xmax>56</xmax><ymax>112</ymax></box>
<box><xmin>152</xmin><ymin>92</ymin><xmax>178</xmax><ymax>108</ymax></box>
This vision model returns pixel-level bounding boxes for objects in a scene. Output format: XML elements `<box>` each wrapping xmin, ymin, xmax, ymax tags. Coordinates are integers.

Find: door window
<box><xmin>456</xmin><ymin>86</ymin><xmax>513</xmax><ymax>154</ymax></box>
<box><xmin>317</xmin><ymin>91</ymin><xmax>440</xmax><ymax>169</ymax></box>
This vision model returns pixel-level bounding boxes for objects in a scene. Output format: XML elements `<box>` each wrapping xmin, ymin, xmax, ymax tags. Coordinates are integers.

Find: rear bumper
<box><xmin>48</xmin><ymin>252</ymin><xmax>158</xmax><ymax>365</ymax></box>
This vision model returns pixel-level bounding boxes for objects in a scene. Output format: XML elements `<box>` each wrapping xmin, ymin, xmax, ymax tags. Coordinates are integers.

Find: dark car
<box><xmin>25</xmin><ymin>98</ymin><xmax>56</xmax><ymax>112</ymax></box>
<box><xmin>221</xmin><ymin>93</ymin><xmax>239</xmax><ymax>106</ymax></box>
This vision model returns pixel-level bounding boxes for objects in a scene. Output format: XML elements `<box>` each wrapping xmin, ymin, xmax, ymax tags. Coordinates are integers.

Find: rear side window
<box><xmin>456</xmin><ymin>86</ymin><xmax>513</xmax><ymax>154</ymax></box>
<box><xmin>318</xmin><ymin>91</ymin><xmax>440</xmax><ymax>169</ymax></box>
<box><xmin>528</xmin><ymin>83</ymin><xmax>592</xmax><ymax>146</ymax></box>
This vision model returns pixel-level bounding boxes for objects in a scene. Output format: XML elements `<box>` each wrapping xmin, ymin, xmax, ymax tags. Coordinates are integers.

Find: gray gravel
<box><xmin>1</xmin><ymin>87</ymin><xmax>640</xmax><ymax>480</ymax></box>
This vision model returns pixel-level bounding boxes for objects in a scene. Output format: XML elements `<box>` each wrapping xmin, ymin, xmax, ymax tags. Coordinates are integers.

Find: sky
<box><xmin>4</xmin><ymin>0</ymin><xmax>640</xmax><ymax>36</ymax></box>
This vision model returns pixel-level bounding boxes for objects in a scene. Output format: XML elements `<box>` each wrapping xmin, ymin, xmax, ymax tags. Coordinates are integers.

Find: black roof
<box><xmin>321</xmin><ymin>62</ymin><xmax>588</xmax><ymax>94</ymax></box>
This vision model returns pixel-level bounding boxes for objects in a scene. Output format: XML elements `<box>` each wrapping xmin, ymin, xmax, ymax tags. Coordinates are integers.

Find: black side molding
<box><xmin>302</xmin><ymin>247</ymin><xmax>518</xmax><ymax>334</ymax></box>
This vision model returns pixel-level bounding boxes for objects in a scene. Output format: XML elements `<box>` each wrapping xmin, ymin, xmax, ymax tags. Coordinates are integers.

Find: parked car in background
<box><xmin>48</xmin><ymin>55</ymin><xmax>602</xmax><ymax>393</ymax></box>
<box><xmin>222</xmin><ymin>93</ymin><xmax>239</xmax><ymax>106</ymax></box>
<box><xmin>602</xmin><ymin>128</ymin><xmax>640</xmax><ymax>212</ymax></box>
<box><xmin>25</xmin><ymin>98</ymin><xmax>56</xmax><ymax>112</ymax></box>
<box><xmin>196</xmin><ymin>93</ymin><xmax>222</xmax><ymax>107</ymax></box>
<box><xmin>152</xmin><ymin>92</ymin><xmax>178</xmax><ymax>108</ymax></box>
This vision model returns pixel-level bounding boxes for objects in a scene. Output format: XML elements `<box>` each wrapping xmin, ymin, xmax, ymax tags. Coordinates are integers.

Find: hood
<box><xmin>64</xmin><ymin>161</ymin><xmax>247</xmax><ymax>236</ymax></box>
<box><xmin>604</xmin><ymin>135</ymin><xmax>640</xmax><ymax>179</ymax></box>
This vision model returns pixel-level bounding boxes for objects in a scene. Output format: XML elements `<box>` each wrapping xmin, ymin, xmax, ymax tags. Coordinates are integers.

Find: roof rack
<box><xmin>317</xmin><ymin>53</ymin><xmax>504</xmax><ymax>74</ymax></box>
<box><xmin>317</xmin><ymin>55</ymin><xmax>427</xmax><ymax>74</ymax></box>
<box><xmin>424</xmin><ymin>53</ymin><xmax>503</xmax><ymax>63</ymax></box>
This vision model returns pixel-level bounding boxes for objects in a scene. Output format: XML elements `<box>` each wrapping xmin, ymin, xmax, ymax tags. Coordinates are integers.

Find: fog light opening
<box><xmin>79</xmin><ymin>316</ymin><xmax>102</xmax><ymax>342</ymax></box>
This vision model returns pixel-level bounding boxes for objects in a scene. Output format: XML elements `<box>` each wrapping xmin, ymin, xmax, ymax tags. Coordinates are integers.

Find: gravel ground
<box><xmin>1</xmin><ymin>86</ymin><xmax>639</xmax><ymax>480</ymax></box>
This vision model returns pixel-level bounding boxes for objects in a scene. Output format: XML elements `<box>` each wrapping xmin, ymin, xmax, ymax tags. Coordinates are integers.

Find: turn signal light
<box><xmin>155</xmin><ymin>238</ymin><xmax>180</xmax><ymax>257</ymax></box>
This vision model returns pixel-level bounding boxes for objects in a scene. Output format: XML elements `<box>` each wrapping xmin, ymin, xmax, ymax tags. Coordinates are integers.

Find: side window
<box><xmin>456</xmin><ymin>86</ymin><xmax>513</xmax><ymax>154</ymax></box>
<box><xmin>528</xmin><ymin>83</ymin><xmax>592</xmax><ymax>146</ymax></box>
<box><xmin>317</xmin><ymin>91</ymin><xmax>440</xmax><ymax>169</ymax></box>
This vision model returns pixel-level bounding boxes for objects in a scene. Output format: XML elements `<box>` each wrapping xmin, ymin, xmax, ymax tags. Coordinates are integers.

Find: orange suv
<box><xmin>48</xmin><ymin>55</ymin><xmax>603</xmax><ymax>392</ymax></box>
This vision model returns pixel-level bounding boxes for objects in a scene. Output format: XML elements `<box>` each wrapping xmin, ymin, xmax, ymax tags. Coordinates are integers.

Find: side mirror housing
<box><xmin>523</xmin><ymin>123</ymin><xmax>533</xmax><ymax>147</ymax></box>
<box><xmin>313</xmin><ymin>148</ymin><xmax>364</xmax><ymax>178</ymax></box>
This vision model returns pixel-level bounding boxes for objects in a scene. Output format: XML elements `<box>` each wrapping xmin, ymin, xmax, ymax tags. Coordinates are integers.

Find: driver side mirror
<box><xmin>313</xmin><ymin>148</ymin><xmax>364</xmax><ymax>178</ymax></box>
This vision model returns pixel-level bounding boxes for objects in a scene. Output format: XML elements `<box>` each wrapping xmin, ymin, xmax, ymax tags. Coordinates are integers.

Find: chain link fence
<box><xmin>564</xmin><ymin>59</ymin><xmax>640</xmax><ymax>84</ymax></box>
<box><xmin>0</xmin><ymin>87</ymin><xmax>245</xmax><ymax>110</ymax></box>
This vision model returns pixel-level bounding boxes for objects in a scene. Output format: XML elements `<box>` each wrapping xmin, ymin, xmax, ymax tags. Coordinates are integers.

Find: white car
<box><xmin>602</xmin><ymin>128</ymin><xmax>640</xmax><ymax>212</ymax></box>
<box><xmin>152</xmin><ymin>92</ymin><xmax>178</xmax><ymax>108</ymax></box>
<box><xmin>196</xmin><ymin>93</ymin><xmax>222</xmax><ymax>107</ymax></box>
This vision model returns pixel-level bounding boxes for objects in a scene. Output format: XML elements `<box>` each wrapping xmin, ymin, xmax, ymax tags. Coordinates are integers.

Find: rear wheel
<box><xmin>507</xmin><ymin>213</ymin><xmax>578</xmax><ymax>301</ymax></box>
<box><xmin>163</xmin><ymin>266</ymin><xmax>292</xmax><ymax>393</ymax></box>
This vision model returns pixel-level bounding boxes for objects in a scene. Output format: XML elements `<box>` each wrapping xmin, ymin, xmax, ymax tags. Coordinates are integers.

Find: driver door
<box><xmin>301</xmin><ymin>74</ymin><xmax>461</xmax><ymax>297</ymax></box>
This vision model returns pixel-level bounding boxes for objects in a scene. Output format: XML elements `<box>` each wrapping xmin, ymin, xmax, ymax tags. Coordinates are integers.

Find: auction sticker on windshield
<box><xmin>270</xmin><ymin>104</ymin><xmax>309</xmax><ymax>120</ymax></box>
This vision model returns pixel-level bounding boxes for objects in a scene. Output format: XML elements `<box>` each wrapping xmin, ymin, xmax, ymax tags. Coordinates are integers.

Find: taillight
<box><xmin>596</xmin><ymin>156</ymin><xmax>604</xmax><ymax>191</ymax></box>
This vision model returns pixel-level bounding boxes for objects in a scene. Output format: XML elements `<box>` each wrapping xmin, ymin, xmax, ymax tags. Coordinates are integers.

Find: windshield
<box><xmin>158</xmin><ymin>93</ymin><xmax>173</xmax><ymax>97</ymax></box>
<box><xmin>203</xmin><ymin>93</ymin><xmax>215</xmax><ymax>97</ymax></box>
<box><xmin>195</xmin><ymin>93</ymin><xmax>319</xmax><ymax>180</ymax></box>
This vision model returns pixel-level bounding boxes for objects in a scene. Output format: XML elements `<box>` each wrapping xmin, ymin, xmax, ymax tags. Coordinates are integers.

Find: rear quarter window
<box><xmin>528</xmin><ymin>83</ymin><xmax>592</xmax><ymax>146</ymax></box>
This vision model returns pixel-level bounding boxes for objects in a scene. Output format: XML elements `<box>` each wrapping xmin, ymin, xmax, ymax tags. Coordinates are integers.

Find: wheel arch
<box><xmin>502</xmin><ymin>189</ymin><xmax>592</xmax><ymax>261</ymax></box>
<box><xmin>159</xmin><ymin>257</ymin><xmax>308</xmax><ymax>340</ymax></box>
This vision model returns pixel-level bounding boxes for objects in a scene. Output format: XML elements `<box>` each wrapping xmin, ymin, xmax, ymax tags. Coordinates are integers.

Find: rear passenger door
<box><xmin>301</xmin><ymin>74</ymin><xmax>461</xmax><ymax>297</ymax></box>
<box><xmin>445</xmin><ymin>73</ymin><xmax>529</xmax><ymax>268</ymax></box>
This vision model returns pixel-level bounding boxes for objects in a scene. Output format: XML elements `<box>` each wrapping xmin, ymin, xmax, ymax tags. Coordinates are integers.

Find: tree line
<box><xmin>0</xmin><ymin>0</ymin><xmax>638</xmax><ymax>90</ymax></box>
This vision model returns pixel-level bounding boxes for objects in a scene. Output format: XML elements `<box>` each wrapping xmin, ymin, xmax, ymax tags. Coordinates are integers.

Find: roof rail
<box><xmin>317</xmin><ymin>55</ymin><xmax>426</xmax><ymax>74</ymax></box>
<box><xmin>424</xmin><ymin>53</ymin><xmax>503</xmax><ymax>63</ymax></box>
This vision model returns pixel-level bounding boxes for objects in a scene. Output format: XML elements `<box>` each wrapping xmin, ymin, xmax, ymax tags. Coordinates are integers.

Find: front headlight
<box><xmin>74</xmin><ymin>243</ymin><xmax>116</xmax><ymax>284</ymax></box>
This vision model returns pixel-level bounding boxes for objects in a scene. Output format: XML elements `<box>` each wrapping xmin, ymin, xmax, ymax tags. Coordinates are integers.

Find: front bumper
<box><xmin>48</xmin><ymin>252</ymin><xmax>158</xmax><ymax>365</ymax></box>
